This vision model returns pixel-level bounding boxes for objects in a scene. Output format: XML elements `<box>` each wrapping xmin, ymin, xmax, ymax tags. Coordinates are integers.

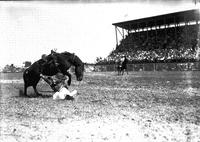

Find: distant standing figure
<box><xmin>121</xmin><ymin>56</ymin><xmax>128</xmax><ymax>75</ymax></box>
<box><xmin>117</xmin><ymin>56</ymin><xmax>128</xmax><ymax>75</ymax></box>
<box><xmin>117</xmin><ymin>58</ymin><xmax>123</xmax><ymax>75</ymax></box>
<box><xmin>196</xmin><ymin>45</ymin><xmax>200</xmax><ymax>61</ymax></box>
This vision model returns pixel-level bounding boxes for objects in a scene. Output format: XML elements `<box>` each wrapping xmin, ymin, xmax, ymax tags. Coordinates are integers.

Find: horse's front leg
<box><xmin>122</xmin><ymin>69</ymin><xmax>125</xmax><ymax>75</ymax></box>
<box><xmin>63</xmin><ymin>71</ymin><xmax>72</xmax><ymax>86</ymax></box>
<box><xmin>24</xmin><ymin>84</ymin><xmax>28</xmax><ymax>96</ymax></box>
<box><xmin>32</xmin><ymin>77</ymin><xmax>42</xmax><ymax>96</ymax></box>
<box><xmin>118</xmin><ymin>69</ymin><xmax>120</xmax><ymax>76</ymax></box>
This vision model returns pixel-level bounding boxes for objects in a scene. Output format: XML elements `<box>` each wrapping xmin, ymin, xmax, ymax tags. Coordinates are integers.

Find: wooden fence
<box><xmin>92</xmin><ymin>62</ymin><xmax>200</xmax><ymax>72</ymax></box>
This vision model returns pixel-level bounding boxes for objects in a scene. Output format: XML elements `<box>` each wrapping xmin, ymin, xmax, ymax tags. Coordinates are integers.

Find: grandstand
<box><xmin>98</xmin><ymin>9</ymin><xmax>200</xmax><ymax>66</ymax></box>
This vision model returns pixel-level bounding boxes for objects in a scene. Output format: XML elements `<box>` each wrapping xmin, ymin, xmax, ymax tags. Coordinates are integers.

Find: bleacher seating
<box><xmin>97</xmin><ymin>24</ymin><xmax>199</xmax><ymax>65</ymax></box>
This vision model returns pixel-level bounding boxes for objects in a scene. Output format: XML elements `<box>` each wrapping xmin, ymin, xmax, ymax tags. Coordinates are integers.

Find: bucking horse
<box><xmin>23</xmin><ymin>51</ymin><xmax>84</xmax><ymax>97</ymax></box>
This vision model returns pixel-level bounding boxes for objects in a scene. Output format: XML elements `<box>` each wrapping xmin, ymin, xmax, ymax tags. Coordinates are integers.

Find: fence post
<box><xmin>153</xmin><ymin>63</ymin><xmax>156</xmax><ymax>71</ymax></box>
<box><xmin>143</xmin><ymin>64</ymin><xmax>145</xmax><ymax>71</ymax></box>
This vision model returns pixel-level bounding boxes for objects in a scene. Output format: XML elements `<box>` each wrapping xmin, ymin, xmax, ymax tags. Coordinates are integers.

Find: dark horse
<box><xmin>117</xmin><ymin>56</ymin><xmax>128</xmax><ymax>75</ymax></box>
<box><xmin>23</xmin><ymin>51</ymin><xmax>84</xmax><ymax>96</ymax></box>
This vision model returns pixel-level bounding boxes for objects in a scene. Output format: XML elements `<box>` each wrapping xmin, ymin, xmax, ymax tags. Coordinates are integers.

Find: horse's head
<box><xmin>55</xmin><ymin>52</ymin><xmax>84</xmax><ymax>81</ymax></box>
<box><xmin>75</xmin><ymin>64</ymin><xmax>84</xmax><ymax>81</ymax></box>
<box><xmin>73</xmin><ymin>55</ymin><xmax>84</xmax><ymax>81</ymax></box>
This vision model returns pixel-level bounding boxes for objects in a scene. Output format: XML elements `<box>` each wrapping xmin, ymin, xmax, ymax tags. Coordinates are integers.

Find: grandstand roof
<box><xmin>112</xmin><ymin>9</ymin><xmax>200</xmax><ymax>30</ymax></box>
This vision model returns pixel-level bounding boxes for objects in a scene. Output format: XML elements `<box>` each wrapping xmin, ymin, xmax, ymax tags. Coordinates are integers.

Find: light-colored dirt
<box><xmin>0</xmin><ymin>72</ymin><xmax>200</xmax><ymax>142</ymax></box>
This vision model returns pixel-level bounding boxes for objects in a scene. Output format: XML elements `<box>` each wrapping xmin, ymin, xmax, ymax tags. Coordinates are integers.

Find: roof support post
<box><xmin>164</xmin><ymin>17</ymin><xmax>167</xmax><ymax>39</ymax></box>
<box><xmin>127</xmin><ymin>27</ymin><xmax>130</xmax><ymax>36</ymax></box>
<box><xmin>115</xmin><ymin>26</ymin><xmax>118</xmax><ymax>47</ymax></box>
<box><xmin>114</xmin><ymin>26</ymin><xmax>125</xmax><ymax>47</ymax></box>
<box><xmin>122</xmin><ymin>28</ymin><xmax>125</xmax><ymax>39</ymax></box>
<box><xmin>128</xmin><ymin>24</ymin><xmax>131</xmax><ymax>35</ymax></box>
<box><xmin>174</xmin><ymin>16</ymin><xmax>177</xmax><ymax>40</ymax></box>
<box><xmin>196</xmin><ymin>11</ymin><xmax>199</xmax><ymax>45</ymax></box>
<box><xmin>146</xmin><ymin>22</ymin><xmax>148</xmax><ymax>41</ymax></box>
<box><xmin>196</xmin><ymin>10</ymin><xmax>200</xmax><ymax>60</ymax></box>
<box><xmin>137</xmin><ymin>22</ymin><xmax>140</xmax><ymax>40</ymax></box>
<box><xmin>155</xmin><ymin>19</ymin><xmax>157</xmax><ymax>43</ymax></box>
<box><xmin>184</xmin><ymin>15</ymin><xmax>188</xmax><ymax>44</ymax></box>
<box><xmin>116</xmin><ymin>27</ymin><xmax>124</xmax><ymax>38</ymax></box>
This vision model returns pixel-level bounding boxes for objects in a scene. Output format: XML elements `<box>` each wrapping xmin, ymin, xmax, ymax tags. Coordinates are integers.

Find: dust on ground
<box><xmin>0</xmin><ymin>71</ymin><xmax>200</xmax><ymax>142</ymax></box>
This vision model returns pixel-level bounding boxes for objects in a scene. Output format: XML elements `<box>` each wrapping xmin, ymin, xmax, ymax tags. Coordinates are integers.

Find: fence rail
<box><xmin>93</xmin><ymin>62</ymin><xmax>200</xmax><ymax>72</ymax></box>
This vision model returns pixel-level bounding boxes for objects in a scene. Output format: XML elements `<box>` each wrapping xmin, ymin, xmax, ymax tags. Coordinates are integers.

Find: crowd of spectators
<box><xmin>97</xmin><ymin>24</ymin><xmax>200</xmax><ymax>65</ymax></box>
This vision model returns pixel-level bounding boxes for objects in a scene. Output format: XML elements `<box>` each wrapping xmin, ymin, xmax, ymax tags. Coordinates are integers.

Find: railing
<box><xmin>93</xmin><ymin>62</ymin><xmax>200</xmax><ymax>72</ymax></box>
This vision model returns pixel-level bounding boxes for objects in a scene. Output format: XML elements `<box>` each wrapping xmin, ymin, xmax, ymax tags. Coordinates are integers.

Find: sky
<box><xmin>0</xmin><ymin>0</ymin><xmax>197</xmax><ymax>68</ymax></box>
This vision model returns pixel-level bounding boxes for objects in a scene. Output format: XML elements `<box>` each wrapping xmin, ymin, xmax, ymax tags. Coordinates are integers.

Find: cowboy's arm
<box><xmin>40</xmin><ymin>74</ymin><xmax>52</xmax><ymax>84</ymax></box>
<box><xmin>40</xmin><ymin>74</ymin><xmax>58</xmax><ymax>91</ymax></box>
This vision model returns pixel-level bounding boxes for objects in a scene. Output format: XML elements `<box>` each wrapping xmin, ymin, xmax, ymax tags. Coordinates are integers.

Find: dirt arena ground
<box><xmin>0</xmin><ymin>71</ymin><xmax>200</xmax><ymax>142</ymax></box>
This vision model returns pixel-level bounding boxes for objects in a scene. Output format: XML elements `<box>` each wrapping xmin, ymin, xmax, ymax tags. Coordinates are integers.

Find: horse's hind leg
<box><xmin>122</xmin><ymin>70</ymin><xmax>124</xmax><ymax>75</ymax></box>
<box><xmin>33</xmin><ymin>84</ymin><xmax>42</xmax><ymax>96</ymax></box>
<box><xmin>120</xmin><ymin>68</ymin><xmax>123</xmax><ymax>75</ymax></box>
<box><xmin>24</xmin><ymin>84</ymin><xmax>28</xmax><ymax>96</ymax></box>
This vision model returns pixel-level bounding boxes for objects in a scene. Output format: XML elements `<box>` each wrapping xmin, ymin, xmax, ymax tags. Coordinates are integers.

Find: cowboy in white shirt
<box><xmin>40</xmin><ymin>73</ymin><xmax>77</xmax><ymax>100</ymax></box>
<box><xmin>52</xmin><ymin>80</ymin><xmax>77</xmax><ymax>100</ymax></box>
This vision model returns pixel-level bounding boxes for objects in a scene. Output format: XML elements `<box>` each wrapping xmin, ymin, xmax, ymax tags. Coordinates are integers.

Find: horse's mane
<box><xmin>61</xmin><ymin>51</ymin><xmax>84</xmax><ymax>66</ymax></box>
<box><xmin>37</xmin><ymin>59</ymin><xmax>46</xmax><ymax>64</ymax></box>
<box><xmin>34</xmin><ymin>51</ymin><xmax>83</xmax><ymax>70</ymax></box>
<box><xmin>61</xmin><ymin>51</ymin><xmax>74</xmax><ymax>57</ymax></box>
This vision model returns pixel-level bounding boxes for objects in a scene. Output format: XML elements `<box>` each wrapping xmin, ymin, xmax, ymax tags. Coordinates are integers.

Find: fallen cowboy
<box><xmin>40</xmin><ymin>73</ymin><xmax>77</xmax><ymax>100</ymax></box>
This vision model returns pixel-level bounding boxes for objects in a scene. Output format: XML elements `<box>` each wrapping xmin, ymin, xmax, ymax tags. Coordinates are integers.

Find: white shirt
<box><xmin>53</xmin><ymin>87</ymin><xmax>77</xmax><ymax>100</ymax></box>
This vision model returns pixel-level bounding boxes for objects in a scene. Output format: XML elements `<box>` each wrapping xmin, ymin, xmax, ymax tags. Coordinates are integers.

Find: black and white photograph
<box><xmin>0</xmin><ymin>0</ymin><xmax>200</xmax><ymax>141</ymax></box>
